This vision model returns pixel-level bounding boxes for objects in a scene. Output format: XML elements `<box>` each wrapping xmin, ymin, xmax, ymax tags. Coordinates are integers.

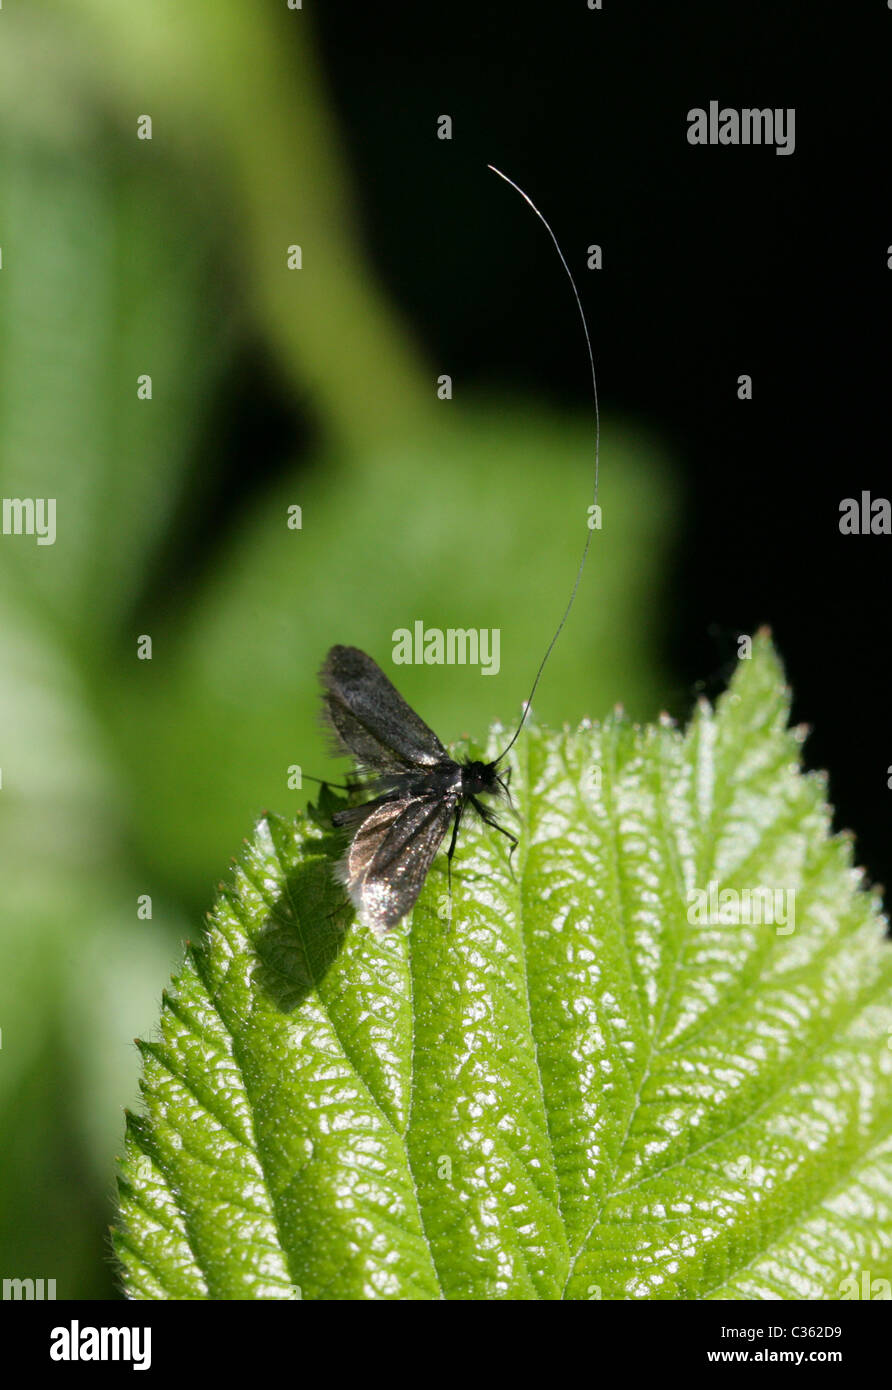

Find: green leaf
<box><xmin>113</xmin><ymin>635</ymin><xmax>892</xmax><ymax>1299</ymax></box>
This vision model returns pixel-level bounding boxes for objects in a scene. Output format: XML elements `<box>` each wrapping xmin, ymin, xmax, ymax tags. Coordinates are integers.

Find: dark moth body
<box><xmin>320</xmin><ymin>645</ymin><xmax>515</xmax><ymax>934</ymax></box>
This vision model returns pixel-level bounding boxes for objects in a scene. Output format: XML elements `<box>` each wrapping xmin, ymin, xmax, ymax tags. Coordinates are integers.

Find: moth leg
<box><xmin>470</xmin><ymin>797</ymin><xmax>519</xmax><ymax>871</ymax></box>
<box><xmin>495</xmin><ymin>772</ymin><xmax>516</xmax><ymax>812</ymax></box>
<box><xmin>445</xmin><ymin>798</ymin><xmax>466</xmax><ymax>902</ymax></box>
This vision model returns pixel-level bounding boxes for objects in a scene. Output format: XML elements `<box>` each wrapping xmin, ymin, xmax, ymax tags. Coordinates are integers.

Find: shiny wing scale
<box><xmin>337</xmin><ymin>791</ymin><xmax>458</xmax><ymax>935</ymax></box>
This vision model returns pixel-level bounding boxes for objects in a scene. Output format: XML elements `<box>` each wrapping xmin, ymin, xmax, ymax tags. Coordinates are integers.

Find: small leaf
<box><xmin>114</xmin><ymin>635</ymin><xmax>892</xmax><ymax>1299</ymax></box>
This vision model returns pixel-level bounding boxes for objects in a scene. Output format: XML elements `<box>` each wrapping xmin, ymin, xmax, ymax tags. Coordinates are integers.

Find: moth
<box><xmin>320</xmin><ymin>644</ymin><xmax>516</xmax><ymax>935</ymax></box>
<box><xmin>319</xmin><ymin>167</ymin><xmax>601</xmax><ymax>934</ymax></box>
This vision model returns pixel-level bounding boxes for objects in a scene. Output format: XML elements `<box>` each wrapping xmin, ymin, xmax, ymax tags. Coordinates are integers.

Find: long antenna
<box><xmin>487</xmin><ymin>165</ymin><xmax>601</xmax><ymax>762</ymax></box>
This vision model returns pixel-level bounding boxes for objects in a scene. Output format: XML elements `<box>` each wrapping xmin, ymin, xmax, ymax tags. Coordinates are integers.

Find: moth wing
<box><xmin>338</xmin><ymin>792</ymin><xmax>457</xmax><ymax>935</ymax></box>
<box><xmin>321</xmin><ymin>645</ymin><xmax>448</xmax><ymax>772</ymax></box>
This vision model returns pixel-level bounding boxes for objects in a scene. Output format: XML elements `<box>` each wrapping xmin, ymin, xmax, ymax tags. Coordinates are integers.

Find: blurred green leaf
<box><xmin>65</xmin><ymin>0</ymin><xmax>430</xmax><ymax>451</ymax></box>
<box><xmin>0</xmin><ymin>8</ymin><xmax>229</xmax><ymax>1293</ymax></box>
<box><xmin>0</xmin><ymin>14</ymin><xmax>236</xmax><ymax>637</ymax></box>
<box><xmin>114</xmin><ymin>635</ymin><xmax>892</xmax><ymax>1299</ymax></box>
<box><xmin>0</xmin><ymin>579</ymin><xmax>187</xmax><ymax>1294</ymax></box>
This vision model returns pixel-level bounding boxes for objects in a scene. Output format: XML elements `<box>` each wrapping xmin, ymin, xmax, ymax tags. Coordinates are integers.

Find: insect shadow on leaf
<box><xmin>252</xmin><ymin>802</ymin><xmax>355</xmax><ymax>1011</ymax></box>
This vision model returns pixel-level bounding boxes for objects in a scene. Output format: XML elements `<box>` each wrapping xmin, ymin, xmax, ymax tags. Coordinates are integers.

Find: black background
<box><xmin>242</xmin><ymin>2</ymin><xmax>890</xmax><ymax>890</ymax></box>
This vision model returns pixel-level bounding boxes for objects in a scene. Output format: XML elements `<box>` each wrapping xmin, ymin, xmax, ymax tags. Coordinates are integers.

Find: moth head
<box><xmin>461</xmin><ymin>759</ymin><xmax>502</xmax><ymax>797</ymax></box>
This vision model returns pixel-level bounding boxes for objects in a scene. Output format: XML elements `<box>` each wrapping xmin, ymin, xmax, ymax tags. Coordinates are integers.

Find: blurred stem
<box><xmin>64</xmin><ymin>0</ymin><xmax>432</xmax><ymax>453</ymax></box>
